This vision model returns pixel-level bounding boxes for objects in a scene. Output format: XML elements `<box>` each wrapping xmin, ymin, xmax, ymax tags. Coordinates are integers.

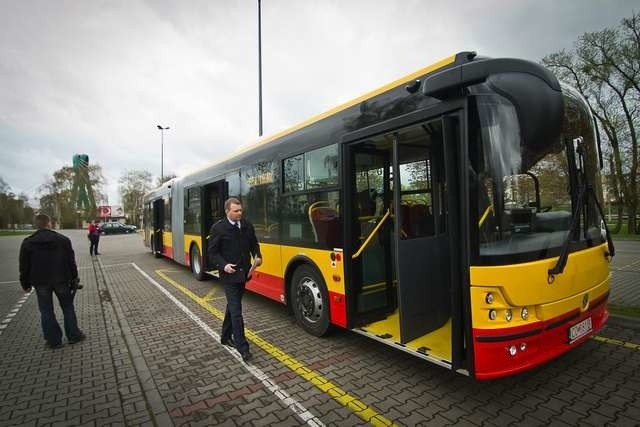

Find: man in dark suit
<box><xmin>19</xmin><ymin>214</ymin><xmax>86</xmax><ymax>349</ymax></box>
<box><xmin>208</xmin><ymin>198</ymin><xmax>262</xmax><ymax>362</ymax></box>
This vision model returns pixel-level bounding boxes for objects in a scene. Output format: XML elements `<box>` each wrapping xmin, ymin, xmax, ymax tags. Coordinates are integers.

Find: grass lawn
<box><xmin>608</xmin><ymin>304</ymin><xmax>640</xmax><ymax>318</ymax></box>
<box><xmin>607</xmin><ymin>223</ymin><xmax>640</xmax><ymax>241</ymax></box>
<box><xmin>0</xmin><ymin>230</ymin><xmax>33</xmax><ymax>236</ymax></box>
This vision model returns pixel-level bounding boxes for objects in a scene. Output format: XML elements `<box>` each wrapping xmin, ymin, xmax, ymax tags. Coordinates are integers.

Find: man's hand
<box><xmin>254</xmin><ymin>257</ymin><xmax>262</xmax><ymax>267</ymax></box>
<box><xmin>23</xmin><ymin>286</ymin><xmax>32</xmax><ymax>294</ymax></box>
<box><xmin>223</xmin><ymin>263</ymin><xmax>237</xmax><ymax>274</ymax></box>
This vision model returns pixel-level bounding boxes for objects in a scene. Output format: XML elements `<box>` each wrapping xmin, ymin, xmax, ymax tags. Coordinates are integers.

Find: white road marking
<box><xmin>131</xmin><ymin>263</ymin><xmax>324</xmax><ymax>427</ymax></box>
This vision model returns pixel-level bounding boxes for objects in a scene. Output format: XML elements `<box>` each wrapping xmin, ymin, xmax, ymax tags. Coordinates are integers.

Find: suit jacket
<box><xmin>207</xmin><ymin>218</ymin><xmax>261</xmax><ymax>284</ymax></box>
<box><xmin>19</xmin><ymin>229</ymin><xmax>79</xmax><ymax>290</ymax></box>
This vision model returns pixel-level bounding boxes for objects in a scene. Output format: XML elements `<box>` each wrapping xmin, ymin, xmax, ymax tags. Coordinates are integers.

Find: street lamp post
<box><xmin>157</xmin><ymin>125</ymin><xmax>170</xmax><ymax>182</ymax></box>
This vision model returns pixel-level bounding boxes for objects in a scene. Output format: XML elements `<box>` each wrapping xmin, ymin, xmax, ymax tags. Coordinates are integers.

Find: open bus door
<box><xmin>344</xmin><ymin>111</ymin><xmax>464</xmax><ymax>369</ymax></box>
<box><xmin>201</xmin><ymin>180</ymin><xmax>228</xmax><ymax>272</ymax></box>
<box><xmin>392</xmin><ymin>119</ymin><xmax>452</xmax><ymax>343</ymax></box>
<box><xmin>346</xmin><ymin>145</ymin><xmax>396</xmax><ymax>325</ymax></box>
<box><xmin>152</xmin><ymin>198</ymin><xmax>164</xmax><ymax>258</ymax></box>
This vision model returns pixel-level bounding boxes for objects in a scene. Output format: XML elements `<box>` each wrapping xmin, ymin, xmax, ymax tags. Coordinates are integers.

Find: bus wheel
<box><xmin>291</xmin><ymin>265</ymin><xmax>330</xmax><ymax>336</ymax></box>
<box><xmin>190</xmin><ymin>245</ymin><xmax>207</xmax><ymax>281</ymax></box>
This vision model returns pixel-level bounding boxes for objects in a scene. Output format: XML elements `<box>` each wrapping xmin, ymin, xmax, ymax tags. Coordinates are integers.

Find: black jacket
<box><xmin>19</xmin><ymin>229</ymin><xmax>79</xmax><ymax>290</ymax></box>
<box><xmin>207</xmin><ymin>218</ymin><xmax>261</xmax><ymax>284</ymax></box>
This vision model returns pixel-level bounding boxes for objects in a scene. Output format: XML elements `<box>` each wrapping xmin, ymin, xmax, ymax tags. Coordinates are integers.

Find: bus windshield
<box><xmin>473</xmin><ymin>84</ymin><xmax>605</xmax><ymax>265</ymax></box>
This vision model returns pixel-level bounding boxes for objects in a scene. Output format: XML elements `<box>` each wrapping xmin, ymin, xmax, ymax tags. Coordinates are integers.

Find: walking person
<box><xmin>19</xmin><ymin>214</ymin><xmax>86</xmax><ymax>349</ymax></box>
<box><xmin>208</xmin><ymin>198</ymin><xmax>262</xmax><ymax>362</ymax></box>
<box><xmin>88</xmin><ymin>219</ymin><xmax>100</xmax><ymax>255</ymax></box>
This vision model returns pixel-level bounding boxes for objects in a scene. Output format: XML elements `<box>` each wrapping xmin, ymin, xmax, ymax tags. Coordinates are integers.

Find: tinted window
<box><xmin>281</xmin><ymin>190</ymin><xmax>341</xmax><ymax>249</ymax></box>
<box><xmin>184</xmin><ymin>187</ymin><xmax>201</xmax><ymax>234</ymax></box>
<box><xmin>306</xmin><ymin>145</ymin><xmax>339</xmax><ymax>189</ymax></box>
<box><xmin>163</xmin><ymin>197</ymin><xmax>171</xmax><ymax>231</ymax></box>
<box><xmin>241</xmin><ymin>161</ymin><xmax>278</xmax><ymax>240</ymax></box>
<box><xmin>283</xmin><ymin>144</ymin><xmax>339</xmax><ymax>193</ymax></box>
<box><xmin>227</xmin><ymin>171</ymin><xmax>241</xmax><ymax>200</ymax></box>
<box><xmin>283</xmin><ymin>155</ymin><xmax>304</xmax><ymax>192</ymax></box>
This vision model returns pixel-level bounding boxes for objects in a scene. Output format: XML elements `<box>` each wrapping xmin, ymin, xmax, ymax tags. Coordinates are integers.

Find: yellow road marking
<box><xmin>155</xmin><ymin>269</ymin><xmax>395</xmax><ymax>427</ymax></box>
<box><xmin>593</xmin><ymin>335</ymin><xmax>640</xmax><ymax>351</ymax></box>
<box><xmin>203</xmin><ymin>287</ymin><xmax>218</xmax><ymax>301</ymax></box>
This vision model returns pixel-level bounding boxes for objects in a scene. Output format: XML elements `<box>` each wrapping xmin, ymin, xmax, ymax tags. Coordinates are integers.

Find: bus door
<box><xmin>152</xmin><ymin>198</ymin><xmax>164</xmax><ymax>256</ymax></box>
<box><xmin>202</xmin><ymin>180</ymin><xmax>228</xmax><ymax>267</ymax></box>
<box><xmin>347</xmin><ymin>141</ymin><xmax>396</xmax><ymax>324</ymax></box>
<box><xmin>393</xmin><ymin>119</ymin><xmax>452</xmax><ymax>343</ymax></box>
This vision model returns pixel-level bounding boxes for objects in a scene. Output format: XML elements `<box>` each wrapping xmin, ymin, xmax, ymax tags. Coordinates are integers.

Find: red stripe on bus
<box><xmin>473</xmin><ymin>299</ymin><xmax>608</xmax><ymax>380</ymax></box>
<box><xmin>328</xmin><ymin>291</ymin><xmax>347</xmax><ymax>328</ymax></box>
<box><xmin>163</xmin><ymin>245</ymin><xmax>173</xmax><ymax>259</ymax></box>
<box><xmin>246</xmin><ymin>271</ymin><xmax>284</xmax><ymax>303</ymax></box>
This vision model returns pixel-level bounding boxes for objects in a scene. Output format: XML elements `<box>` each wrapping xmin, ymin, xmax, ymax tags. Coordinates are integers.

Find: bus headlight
<box><xmin>508</xmin><ymin>345</ymin><xmax>517</xmax><ymax>356</ymax></box>
<box><xmin>489</xmin><ymin>309</ymin><xmax>497</xmax><ymax>320</ymax></box>
<box><xmin>485</xmin><ymin>293</ymin><xmax>494</xmax><ymax>304</ymax></box>
<box><xmin>521</xmin><ymin>307</ymin><xmax>529</xmax><ymax>320</ymax></box>
<box><xmin>505</xmin><ymin>309</ymin><xmax>513</xmax><ymax>322</ymax></box>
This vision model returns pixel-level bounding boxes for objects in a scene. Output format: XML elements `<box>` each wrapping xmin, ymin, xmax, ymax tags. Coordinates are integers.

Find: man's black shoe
<box><xmin>221</xmin><ymin>337</ymin><xmax>235</xmax><ymax>348</ymax></box>
<box><xmin>241</xmin><ymin>351</ymin><xmax>253</xmax><ymax>363</ymax></box>
<box><xmin>47</xmin><ymin>342</ymin><xmax>63</xmax><ymax>350</ymax></box>
<box><xmin>68</xmin><ymin>333</ymin><xmax>86</xmax><ymax>344</ymax></box>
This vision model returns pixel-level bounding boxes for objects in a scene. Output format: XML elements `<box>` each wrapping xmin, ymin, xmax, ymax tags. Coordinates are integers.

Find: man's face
<box><xmin>226</xmin><ymin>203</ymin><xmax>243</xmax><ymax>222</ymax></box>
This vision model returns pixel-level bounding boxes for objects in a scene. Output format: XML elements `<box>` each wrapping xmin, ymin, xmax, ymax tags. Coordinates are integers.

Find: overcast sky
<box><xmin>1</xmin><ymin>0</ymin><xmax>637</xmax><ymax>208</ymax></box>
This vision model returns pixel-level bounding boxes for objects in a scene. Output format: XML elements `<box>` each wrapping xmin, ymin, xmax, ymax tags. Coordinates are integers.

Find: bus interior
<box><xmin>346</xmin><ymin>117</ymin><xmax>458</xmax><ymax>365</ymax></box>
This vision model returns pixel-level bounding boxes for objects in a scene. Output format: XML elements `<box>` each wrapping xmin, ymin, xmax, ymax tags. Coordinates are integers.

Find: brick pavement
<box><xmin>609</xmin><ymin>240</ymin><xmax>640</xmax><ymax>307</ymax></box>
<box><xmin>0</xmin><ymin>232</ymin><xmax>639</xmax><ymax>426</ymax></box>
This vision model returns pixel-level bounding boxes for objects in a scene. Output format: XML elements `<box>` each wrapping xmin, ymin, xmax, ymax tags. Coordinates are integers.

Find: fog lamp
<box><xmin>520</xmin><ymin>343</ymin><xmax>527</xmax><ymax>351</ymax></box>
<box><xmin>508</xmin><ymin>345</ymin><xmax>517</xmax><ymax>356</ymax></box>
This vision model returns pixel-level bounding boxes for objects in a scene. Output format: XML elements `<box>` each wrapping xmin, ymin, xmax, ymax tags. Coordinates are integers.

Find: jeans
<box><xmin>221</xmin><ymin>281</ymin><xmax>249</xmax><ymax>354</ymax></box>
<box><xmin>89</xmin><ymin>234</ymin><xmax>100</xmax><ymax>255</ymax></box>
<box><xmin>35</xmin><ymin>283</ymin><xmax>82</xmax><ymax>346</ymax></box>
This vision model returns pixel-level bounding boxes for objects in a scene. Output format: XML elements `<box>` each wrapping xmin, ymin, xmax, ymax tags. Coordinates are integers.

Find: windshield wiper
<box><xmin>548</xmin><ymin>141</ymin><xmax>615</xmax><ymax>283</ymax></box>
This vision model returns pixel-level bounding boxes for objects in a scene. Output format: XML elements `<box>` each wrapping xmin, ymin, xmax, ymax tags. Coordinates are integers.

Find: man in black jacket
<box><xmin>19</xmin><ymin>214</ymin><xmax>85</xmax><ymax>349</ymax></box>
<box><xmin>208</xmin><ymin>198</ymin><xmax>262</xmax><ymax>362</ymax></box>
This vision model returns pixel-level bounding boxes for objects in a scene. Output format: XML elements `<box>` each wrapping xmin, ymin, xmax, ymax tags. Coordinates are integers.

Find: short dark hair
<box><xmin>34</xmin><ymin>214</ymin><xmax>51</xmax><ymax>229</ymax></box>
<box><xmin>224</xmin><ymin>197</ymin><xmax>241</xmax><ymax>211</ymax></box>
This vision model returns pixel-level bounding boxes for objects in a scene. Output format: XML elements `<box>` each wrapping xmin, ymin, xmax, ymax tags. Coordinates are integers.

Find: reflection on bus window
<box><xmin>241</xmin><ymin>161</ymin><xmax>278</xmax><ymax>240</ymax></box>
<box><xmin>283</xmin><ymin>144</ymin><xmax>339</xmax><ymax>193</ymax></box>
<box><xmin>472</xmin><ymin>89</ymin><xmax>604</xmax><ymax>265</ymax></box>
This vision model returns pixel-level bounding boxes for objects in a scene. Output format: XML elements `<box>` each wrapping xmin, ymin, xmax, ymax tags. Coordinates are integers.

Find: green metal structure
<box><xmin>71</xmin><ymin>154</ymin><xmax>97</xmax><ymax>218</ymax></box>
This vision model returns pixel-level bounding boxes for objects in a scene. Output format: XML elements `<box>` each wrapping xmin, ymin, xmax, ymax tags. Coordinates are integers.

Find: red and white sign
<box><xmin>98</xmin><ymin>206</ymin><xmax>111</xmax><ymax>217</ymax></box>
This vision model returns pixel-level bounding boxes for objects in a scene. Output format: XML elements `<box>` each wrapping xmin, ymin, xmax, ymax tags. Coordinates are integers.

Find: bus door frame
<box><xmin>341</xmin><ymin>100</ymin><xmax>469</xmax><ymax>371</ymax></box>
<box><xmin>152</xmin><ymin>198</ymin><xmax>164</xmax><ymax>256</ymax></box>
<box><xmin>344</xmin><ymin>143</ymin><xmax>395</xmax><ymax>324</ymax></box>
<box><xmin>201</xmin><ymin>179</ymin><xmax>228</xmax><ymax>269</ymax></box>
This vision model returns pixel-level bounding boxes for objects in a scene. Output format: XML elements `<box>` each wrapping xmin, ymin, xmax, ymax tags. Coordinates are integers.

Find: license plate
<box><xmin>568</xmin><ymin>317</ymin><xmax>592</xmax><ymax>344</ymax></box>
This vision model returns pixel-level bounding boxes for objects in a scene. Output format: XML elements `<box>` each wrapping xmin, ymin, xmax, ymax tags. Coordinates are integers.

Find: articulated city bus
<box><xmin>143</xmin><ymin>52</ymin><xmax>614</xmax><ymax>379</ymax></box>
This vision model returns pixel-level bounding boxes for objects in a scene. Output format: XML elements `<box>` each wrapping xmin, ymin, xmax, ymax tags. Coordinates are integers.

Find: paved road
<box><xmin>0</xmin><ymin>231</ymin><xmax>638</xmax><ymax>426</ymax></box>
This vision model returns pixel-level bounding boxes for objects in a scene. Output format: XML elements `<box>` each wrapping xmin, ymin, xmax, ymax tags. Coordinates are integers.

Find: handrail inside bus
<box><xmin>352</xmin><ymin>208</ymin><xmax>392</xmax><ymax>260</ymax></box>
<box><xmin>478</xmin><ymin>204</ymin><xmax>493</xmax><ymax>227</ymax></box>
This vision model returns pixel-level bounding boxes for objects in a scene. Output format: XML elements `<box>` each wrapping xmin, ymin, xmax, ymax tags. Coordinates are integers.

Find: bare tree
<box><xmin>119</xmin><ymin>170</ymin><xmax>153</xmax><ymax>227</ymax></box>
<box><xmin>542</xmin><ymin>11</ymin><xmax>640</xmax><ymax>233</ymax></box>
<box><xmin>39</xmin><ymin>165</ymin><xmax>106</xmax><ymax>228</ymax></box>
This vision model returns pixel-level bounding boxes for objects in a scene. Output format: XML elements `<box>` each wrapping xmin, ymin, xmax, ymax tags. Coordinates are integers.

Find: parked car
<box><xmin>100</xmin><ymin>222</ymin><xmax>137</xmax><ymax>235</ymax></box>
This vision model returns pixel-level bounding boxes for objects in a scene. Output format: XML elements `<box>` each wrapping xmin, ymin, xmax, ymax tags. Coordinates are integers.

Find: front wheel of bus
<box><xmin>190</xmin><ymin>245</ymin><xmax>207</xmax><ymax>281</ymax></box>
<box><xmin>291</xmin><ymin>265</ymin><xmax>330</xmax><ymax>336</ymax></box>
